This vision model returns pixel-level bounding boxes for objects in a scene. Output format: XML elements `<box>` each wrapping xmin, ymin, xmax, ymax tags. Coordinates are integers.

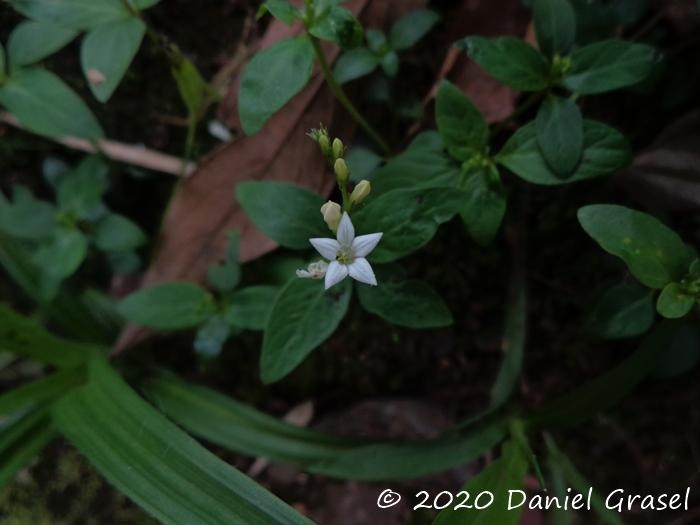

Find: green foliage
<box><xmin>194</xmin><ymin>315</ymin><xmax>231</xmax><ymax>359</ymax></box>
<box><xmin>94</xmin><ymin>214</ymin><xmax>147</xmax><ymax>252</ymax></box>
<box><xmin>435</xmin><ymin>81</ymin><xmax>488</xmax><ymax>160</ymax></box>
<box><xmin>0</xmin><ymin>186</ymin><xmax>56</xmax><ymax>240</ymax></box>
<box><xmin>389</xmin><ymin>9</ymin><xmax>440</xmax><ymax>51</ymax></box>
<box><xmin>309</xmin><ymin>5</ymin><xmax>363</xmax><ymax>49</ymax></box>
<box><xmin>258</xmin><ymin>0</ymin><xmax>299</xmax><ymax>25</ymax></box>
<box><xmin>656</xmin><ymin>283</ymin><xmax>695</xmax><ymax>319</ymax></box>
<box><xmin>224</xmin><ymin>285</ymin><xmax>279</xmax><ymax>331</ymax></box>
<box><xmin>535</xmin><ymin>95</ymin><xmax>583</xmax><ymax>176</ymax></box>
<box><xmin>7</xmin><ymin>0</ymin><xmax>132</xmax><ymax>30</ymax></box>
<box><xmin>207</xmin><ymin>232</ymin><xmax>242</xmax><ymax>294</ymax></box>
<box><xmin>458</xmin><ymin>168</ymin><xmax>507</xmax><ymax>246</ymax></box>
<box><xmin>586</xmin><ymin>281</ymin><xmax>655</xmax><ymax>339</ymax></box>
<box><xmin>261</xmin><ymin>278</ymin><xmax>352</xmax><ymax>384</ymax></box>
<box><xmin>7</xmin><ymin>20</ymin><xmax>78</xmax><ymax>66</ymax></box>
<box><xmin>533</xmin><ymin>0</ymin><xmax>576</xmax><ymax>58</ymax></box>
<box><xmin>333</xmin><ymin>48</ymin><xmax>378</xmax><ymax>84</ymax></box>
<box><xmin>56</xmin><ymin>155</ymin><xmax>109</xmax><ymax>219</ymax></box>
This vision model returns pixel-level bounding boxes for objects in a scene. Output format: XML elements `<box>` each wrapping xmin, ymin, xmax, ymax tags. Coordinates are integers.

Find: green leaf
<box><xmin>239</xmin><ymin>37</ymin><xmax>315</xmax><ymax>134</ymax></box>
<box><xmin>94</xmin><ymin>213</ymin><xmax>146</xmax><ymax>252</ymax></box>
<box><xmin>533</xmin><ymin>0</ymin><xmax>576</xmax><ymax>58</ymax></box>
<box><xmin>353</xmin><ymin>187</ymin><xmax>465</xmax><ymax>263</ymax></box>
<box><xmin>389</xmin><ymin>9</ymin><xmax>440</xmax><ymax>51</ymax></box>
<box><xmin>52</xmin><ymin>357</ymin><xmax>315</xmax><ymax>525</ymax></box>
<box><xmin>651</xmin><ymin>323</ymin><xmax>700</xmax><ymax>378</ymax></box>
<box><xmin>357</xmin><ymin>277</ymin><xmax>452</xmax><ymax>328</ymax></box>
<box><xmin>107</xmin><ymin>250</ymin><xmax>140</xmax><ymax>275</ymax></box>
<box><xmin>334</xmin><ymin>47</ymin><xmax>378</xmax><ymax>84</ymax></box>
<box><xmin>456</xmin><ymin>36</ymin><xmax>550</xmax><ymax>92</ymax></box>
<box><xmin>435</xmin><ymin>81</ymin><xmax>488</xmax><ymax>160</ymax></box>
<box><xmin>258</xmin><ymin>0</ymin><xmax>298</xmax><ymax>25</ymax></box>
<box><xmin>657</xmin><ymin>282</ymin><xmax>695</xmax><ymax>319</ymax></box>
<box><xmin>81</xmin><ymin>17</ymin><xmax>146</xmax><ymax>102</ymax></box>
<box><xmin>194</xmin><ymin>314</ymin><xmax>231</xmax><ymax>359</ymax></box>
<box><xmin>261</xmin><ymin>278</ymin><xmax>351</xmax><ymax>383</ymax></box>
<box><xmin>0</xmin><ymin>408</ymin><xmax>55</xmax><ymax>487</ymax></box>
<box><xmin>365</xmin><ymin>29</ymin><xmax>387</xmax><ymax>53</ymax></box>
<box><xmin>535</xmin><ymin>95</ymin><xmax>583</xmax><ymax>176</ymax></box>
<box><xmin>0</xmin><ymin>67</ymin><xmax>104</xmax><ymax>139</ymax></box>
<box><xmin>7</xmin><ymin>20</ymin><xmax>78</xmax><ymax>66</ymax></box>
<box><xmin>459</xmin><ymin>167</ymin><xmax>507</xmax><ymax>246</ymax></box>
<box><xmin>586</xmin><ymin>281</ymin><xmax>655</xmax><ymax>339</ymax></box>
<box><xmin>497</xmin><ymin>120</ymin><xmax>630</xmax><ymax>185</ymax></box>
<box><xmin>224</xmin><ymin>285</ymin><xmax>279</xmax><ymax>331</ymax></box>
<box><xmin>56</xmin><ymin>155</ymin><xmax>109</xmax><ymax>219</ymax></box>
<box><xmin>7</xmin><ymin>0</ymin><xmax>131</xmax><ymax>30</ymax></box>
<box><xmin>432</xmin><ymin>440</ymin><xmax>528</xmax><ymax>525</ymax></box>
<box><xmin>379</xmin><ymin>50</ymin><xmax>399</xmax><ymax>77</ymax></box>
<box><xmin>33</xmin><ymin>228</ymin><xmax>88</xmax><ymax>280</ymax></box>
<box><xmin>117</xmin><ymin>282</ymin><xmax>216</xmax><ymax>330</ymax></box>
<box><xmin>0</xmin><ymin>186</ymin><xmax>56</xmax><ymax>240</ymax></box>
<box><xmin>563</xmin><ymin>40</ymin><xmax>660</xmax><ymax>94</ymax></box>
<box><xmin>577</xmin><ymin>205</ymin><xmax>690</xmax><ymax>289</ymax></box>
<box><xmin>345</xmin><ymin>146</ymin><xmax>382</xmax><ymax>182</ymax></box>
<box><xmin>309</xmin><ymin>6</ymin><xmax>363</xmax><ymax>49</ymax></box>
<box><xmin>236</xmin><ymin>181</ymin><xmax>327</xmax><ymax>249</ymax></box>
<box><xmin>171</xmin><ymin>57</ymin><xmax>214</xmax><ymax>117</ymax></box>
<box><xmin>0</xmin><ymin>367</ymin><xmax>85</xmax><ymax>416</ymax></box>
<box><xmin>207</xmin><ymin>232</ymin><xmax>241</xmax><ymax>293</ymax></box>
<box><xmin>131</xmin><ymin>0</ymin><xmax>161</xmax><ymax>8</ymax></box>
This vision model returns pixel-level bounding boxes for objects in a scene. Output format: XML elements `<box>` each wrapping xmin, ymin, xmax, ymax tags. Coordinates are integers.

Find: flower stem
<box><xmin>307</xmin><ymin>35</ymin><xmax>391</xmax><ymax>156</ymax></box>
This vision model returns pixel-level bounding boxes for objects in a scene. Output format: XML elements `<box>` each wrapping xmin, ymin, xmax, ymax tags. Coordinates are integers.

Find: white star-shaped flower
<box><xmin>309</xmin><ymin>212</ymin><xmax>382</xmax><ymax>289</ymax></box>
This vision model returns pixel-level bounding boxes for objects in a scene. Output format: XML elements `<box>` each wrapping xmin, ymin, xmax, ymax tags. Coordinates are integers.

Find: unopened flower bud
<box><xmin>332</xmin><ymin>138</ymin><xmax>344</xmax><ymax>160</ymax></box>
<box><xmin>320</xmin><ymin>200</ymin><xmax>342</xmax><ymax>231</ymax></box>
<box><xmin>350</xmin><ymin>180</ymin><xmax>371</xmax><ymax>205</ymax></box>
<box><xmin>334</xmin><ymin>158</ymin><xmax>349</xmax><ymax>183</ymax></box>
<box><xmin>318</xmin><ymin>134</ymin><xmax>332</xmax><ymax>158</ymax></box>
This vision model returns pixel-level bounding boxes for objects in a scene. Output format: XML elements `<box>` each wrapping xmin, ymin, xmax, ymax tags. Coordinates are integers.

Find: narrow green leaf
<box><xmin>535</xmin><ymin>95</ymin><xmax>583</xmax><ymax>176</ymax></box>
<box><xmin>456</xmin><ymin>36</ymin><xmax>550</xmax><ymax>91</ymax></box>
<box><xmin>497</xmin><ymin>120</ymin><xmax>630</xmax><ymax>185</ymax></box>
<box><xmin>586</xmin><ymin>281</ymin><xmax>655</xmax><ymax>339</ymax></box>
<box><xmin>236</xmin><ymin>181</ymin><xmax>327</xmax><ymax>249</ymax></box>
<box><xmin>0</xmin><ymin>67</ymin><xmax>104</xmax><ymax>139</ymax></box>
<box><xmin>261</xmin><ymin>278</ymin><xmax>351</xmax><ymax>383</ymax></box>
<box><xmin>459</xmin><ymin>167</ymin><xmax>507</xmax><ymax>246</ymax></box>
<box><xmin>0</xmin><ymin>367</ymin><xmax>85</xmax><ymax>416</ymax></box>
<box><xmin>8</xmin><ymin>20</ymin><xmax>78</xmax><ymax>66</ymax></box>
<box><xmin>0</xmin><ymin>410</ymin><xmax>55</xmax><ymax>487</ymax></box>
<box><xmin>389</xmin><ymin>9</ymin><xmax>440</xmax><ymax>51</ymax></box>
<box><xmin>118</xmin><ymin>282</ymin><xmax>216</xmax><ymax>330</ymax></box>
<box><xmin>81</xmin><ymin>17</ymin><xmax>146</xmax><ymax>102</ymax></box>
<box><xmin>357</xmin><ymin>277</ymin><xmax>453</xmax><ymax>328</ymax></box>
<box><xmin>172</xmin><ymin>57</ymin><xmax>214</xmax><ymax>117</ymax></box>
<box><xmin>578</xmin><ymin>205</ymin><xmax>690</xmax><ymax>289</ymax></box>
<box><xmin>239</xmin><ymin>37</ymin><xmax>315</xmax><ymax>134</ymax></box>
<box><xmin>657</xmin><ymin>282</ymin><xmax>695</xmax><ymax>319</ymax></box>
<box><xmin>224</xmin><ymin>285</ymin><xmax>279</xmax><ymax>331</ymax></box>
<box><xmin>0</xmin><ymin>185</ymin><xmax>56</xmax><ymax>240</ymax></box>
<box><xmin>563</xmin><ymin>40</ymin><xmax>660</xmax><ymax>94</ymax></box>
<box><xmin>94</xmin><ymin>213</ymin><xmax>146</xmax><ymax>252</ymax></box>
<box><xmin>334</xmin><ymin>47</ymin><xmax>378</xmax><ymax>84</ymax></box>
<box><xmin>435</xmin><ymin>81</ymin><xmax>488</xmax><ymax>160</ymax></box>
<box><xmin>52</xmin><ymin>357</ymin><xmax>315</xmax><ymax>525</ymax></box>
<box><xmin>7</xmin><ymin>0</ymin><xmax>131</xmax><ymax>30</ymax></box>
<box><xmin>533</xmin><ymin>0</ymin><xmax>576</xmax><ymax>58</ymax></box>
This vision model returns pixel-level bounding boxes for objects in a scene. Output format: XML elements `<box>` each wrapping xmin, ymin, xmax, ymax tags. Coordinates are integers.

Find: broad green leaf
<box><xmin>379</xmin><ymin>50</ymin><xmax>399</xmax><ymax>77</ymax></box>
<box><xmin>56</xmin><ymin>155</ymin><xmax>109</xmax><ymax>219</ymax></box>
<box><xmin>533</xmin><ymin>0</ymin><xmax>576</xmax><ymax>58</ymax></box>
<box><xmin>586</xmin><ymin>281</ymin><xmax>655</xmax><ymax>339</ymax></box>
<box><xmin>432</xmin><ymin>440</ymin><xmax>528</xmax><ymax>525</ymax></box>
<box><xmin>81</xmin><ymin>17</ymin><xmax>146</xmax><ymax>102</ymax></box>
<box><xmin>651</xmin><ymin>323</ymin><xmax>700</xmax><ymax>378</ymax></box>
<box><xmin>239</xmin><ymin>37</ymin><xmax>315</xmax><ymax>134</ymax></box>
<box><xmin>0</xmin><ymin>67</ymin><xmax>104</xmax><ymax>139</ymax></box>
<box><xmin>261</xmin><ymin>278</ymin><xmax>351</xmax><ymax>383</ymax></box>
<box><xmin>365</xmin><ymin>28</ymin><xmax>387</xmax><ymax>53</ymax></box>
<box><xmin>7</xmin><ymin>0</ymin><xmax>131</xmax><ymax>30</ymax></box>
<box><xmin>657</xmin><ymin>283</ymin><xmax>695</xmax><ymax>319</ymax></box>
<box><xmin>334</xmin><ymin>47</ymin><xmax>378</xmax><ymax>84</ymax></box>
<box><xmin>0</xmin><ymin>185</ymin><xmax>56</xmax><ymax>240</ymax></box>
<box><xmin>147</xmin><ymin>372</ymin><xmax>509</xmax><ymax>480</ymax></box>
<box><xmin>435</xmin><ymin>81</ymin><xmax>488</xmax><ymax>160</ymax></box>
<box><xmin>309</xmin><ymin>6</ymin><xmax>363</xmax><ymax>49</ymax></box>
<box><xmin>258</xmin><ymin>0</ymin><xmax>298</xmax><ymax>25</ymax></box>
<box><xmin>33</xmin><ymin>228</ymin><xmax>88</xmax><ymax>280</ymax></box>
<box><xmin>194</xmin><ymin>315</ymin><xmax>231</xmax><ymax>359</ymax></box>
<box><xmin>52</xmin><ymin>357</ymin><xmax>315</xmax><ymax>525</ymax></box>
<box><xmin>357</xmin><ymin>278</ymin><xmax>453</xmax><ymax>328</ymax></box>
<box><xmin>0</xmin><ymin>408</ymin><xmax>55</xmax><ymax>487</ymax></box>
<box><xmin>353</xmin><ymin>187</ymin><xmax>465</xmax><ymax>263</ymax></box>
<box><xmin>7</xmin><ymin>20</ymin><xmax>78</xmax><ymax>66</ymax></box>
<box><xmin>94</xmin><ymin>213</ymin><xmax>146</xmax><ymax>252</ymax></box>
<box><xmin>0</xmin><ymin>367</ymin><xmax>85</xmax><ymax>416</ymax></box>
<box><xmin>458</xmin><ymin>167</ymin><xmax>507</xmax><ymax>246</ymax></box>
<box><xmin>224</xmin><ymin>285</ymin><xmax>279</xmax><ymax>330</ymax></box>
<box><xmin>0</xmin><ymin>304</ymin><xmax>90</xmax><ymax>367</ymax></box>
<box><xmin>345</xmin><ymin>146</ymin><xmax>382</xmax><ymax>182</ymax></box>
<box><xmin>236</xmin><ymin>181</ymin><xmax>327</xmax><ymax>249</ymax></box>
<box><xmin>389</xmin><ymin>9</ymin><xmax>440</xmax><ymax>51</ymax></box>
<box><xmin>563</xmin><ymin>40</ymin><xmax>659</xmax><ymax>94</ymax></box>
<box><xmin>118</xmin><ymin>282</ymin><xmax>216</xmax><ymax>330</ymax></box>
<box><xmin>456</xmin><ymin>36</ymin><xmax>550</xmax><ymax>91</ymax></box>
<box><xmin>497</xmin><ymin>120</ymin><xmax>630</xmax><ymax>185</ymax></box>
<box><xmin>577</xmin><ymin>205</ymin><xmax>690</xmax><ymax>289</ymax></box>
<box><xmin>535</xmin><ymin>95</ymin><xmax>583</xmax><ymax>176</ymax></box>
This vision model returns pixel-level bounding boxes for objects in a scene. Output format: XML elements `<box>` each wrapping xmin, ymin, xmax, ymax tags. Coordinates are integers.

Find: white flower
<box><xmin>309</xmin><ymin>212</ymin><xmax>382</xmax><ymax>289</ymax></box>
<box><xmin>296</xmin><ymin>260</ymin><xmax>329</xmax><ymax>279</ymax></box>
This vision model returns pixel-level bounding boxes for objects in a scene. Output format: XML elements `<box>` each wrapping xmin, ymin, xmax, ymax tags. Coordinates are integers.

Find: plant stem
<box><xmin>307</xmin><ymin>36</ymin><xmax>391</xmax><ymax>156</ymax></box>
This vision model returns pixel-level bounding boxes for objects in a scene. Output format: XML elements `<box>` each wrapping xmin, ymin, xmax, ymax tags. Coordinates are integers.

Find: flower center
<box><xmin>336</xmin><ymin>246</ymin><xmax>354</xmax><ymax>265</ymax></box>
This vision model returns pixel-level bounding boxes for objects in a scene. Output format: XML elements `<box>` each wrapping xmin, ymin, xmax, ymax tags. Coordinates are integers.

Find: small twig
<box><xmin>0</xmin><ymin>112</ymin><xmax>196</xmax><ymax>177</ymax></box>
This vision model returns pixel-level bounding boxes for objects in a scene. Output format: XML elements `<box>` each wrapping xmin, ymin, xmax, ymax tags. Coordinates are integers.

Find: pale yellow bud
<box><xmin>350</xmin><ymin>180</ymin><xmax>371</xmax><ymax>205</ymax></box>
<box><xmin>318</xmin><ymin>135</ymin><xmax>332</xmax><ymax>158</ymax></box>
<box><xmin>320</xmin><ymin>200</ymin><xmax>342</xmax><ymax>232</ymax></box>
<box><xmin>332</xmin><ymin>138</ymin><xmax>344</xmax><ymax>160</ymax></box>
<box><xmin>334</xmin><ymin>158</ymin><xmax>349</xmax><ymax>183</ymax></box>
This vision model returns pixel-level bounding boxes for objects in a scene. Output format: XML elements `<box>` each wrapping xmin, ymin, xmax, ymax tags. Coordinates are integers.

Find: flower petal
<box><xmin>309</xmin><ymin>238</ymin><xmax>340</xmax><ymax>260</ymax></box>
<box><xmin>347</xmin><ymin>257</ymin><xmax>377</xmax><ymax>286</ymax></box>
<box><xmin>336</xmin><ymin>212</ymin><xmax>355</xmax><ymax>246</ymax></box>
<box><xmin>351</xmin><ymin>232</ymin><xmax>383</xmax><ymax>258</ymax></box>
<box><xmin>324</xmin><ymin>261</ymin><xmax>349</xmax><ymax>289</ymax></box>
